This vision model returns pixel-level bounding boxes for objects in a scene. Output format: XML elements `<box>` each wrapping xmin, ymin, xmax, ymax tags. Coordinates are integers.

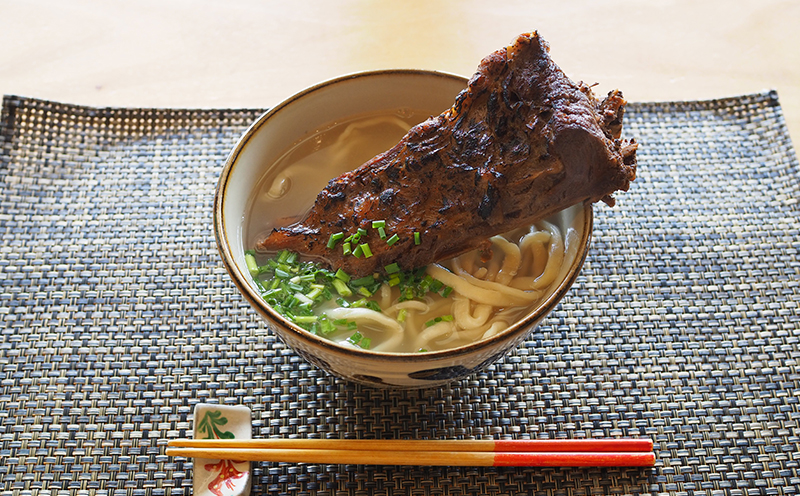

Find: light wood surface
<box><xmin>1</xmin><ymin>0</ymin><xmax>798</xmax><ymax>141</ymax></box>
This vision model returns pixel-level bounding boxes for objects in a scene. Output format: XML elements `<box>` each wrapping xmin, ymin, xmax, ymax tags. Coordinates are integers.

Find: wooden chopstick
<box><xmin>166</xmin><ymin>438</ymin><xmax>655</xmax><ymax>467</ymax></box>
<box><xmin>168</xmin><ymin>438</ymin><xmax>652</xmax><ymax>452</ymax></box>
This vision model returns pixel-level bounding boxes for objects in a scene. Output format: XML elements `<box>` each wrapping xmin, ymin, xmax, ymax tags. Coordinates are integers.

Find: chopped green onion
<box><xmin>371</xmin><ymin>220</ymin><xmax>386</xmax><ymax>228</ymax></box>
<box><xmin>245</xmin><ymin>252</ymin><xmax>259</xmax><ymax>277</ymax></box>
<box><xmin>306</xmin><ymin>287</ymin><xmax>323</xmax><ymax>300</ymax></box>
<box><xmin>387</xmin><ymin>234</ymin><xmax>400</xmax><ymax>246</ymax></box>
<box><xmin>348</xmin><ymin>331</ymin><xmax>363</xmax><ymax>345</ymax></box>
<box><xmin>320</xmin><ymin>318</ymin><xmax>337</xmax><ymax>334</ymax></box>
<box><xmin>414</xmin><ymin>232</ymin><xmax>421</xmax><ymax>245</ymax></box>
<box><xmin>357</xmin><ymin>227</ymin><xmax>368</xmax><ymax>237</ymax></box>
<box><xmin>418</xmin><ymin>348</ymin><xmax>428</xmax><ymax>353</ymax></box>
<box><xmin>359</xmin><ymin>337</ymin><xmax>371</xmax><ymax>349</ymax></box>
<box><xmin>327</xmin><ymin>232</ymin><xmax>345</xmax><ymax>249</ymax></box>
<box><xmin>378</xmin><ymin>227</ymin><xmax>387</xmax><ymax>239</ymax></box>
<box><xmin>295</xmin><ymin>293</ymin><xmax>314</xmax><ymax>305</ymax></box>
<box><xmin>247</xmin><ymin>246</ymin><xmax>461</xmax><ymax>347</ymax></box>
<box><xmin>351</xmin><ymin>275</ymin><xmax>376</xmax><ymax>286</ymax></box>
<box><xmin>331</xmin><ymin>278</ymin><xmax>352</xmax><ymax>297</ymax></box>
<box><xmin>352</xmin><ymin>245</ymin><xmax>363</xmax><ymax>258</ymax></box>
<box><xmin>350</xmin><ymin>298</ymin><xmax>368</xmax><ymax>308</ymax></box>
<box><xmin>359</xmin><ymin>243</ymin><xmax>373</xmax><ymax>258</ymax></box>
<box><xmin>425</xmin><ymin>314</ymin><xmax>453</xmax><ymax>327</ymax></box>
<box><xmin>342</xmin><ymin>242</ymin><xmax>352</xmax><ymax>256</ymax></box>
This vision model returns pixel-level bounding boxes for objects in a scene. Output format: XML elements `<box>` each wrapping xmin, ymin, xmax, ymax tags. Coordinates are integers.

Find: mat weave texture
<box><xmin>1</xmin><ymin>91</ymin><xmax>799</xmax><ymax>496</ymax></box>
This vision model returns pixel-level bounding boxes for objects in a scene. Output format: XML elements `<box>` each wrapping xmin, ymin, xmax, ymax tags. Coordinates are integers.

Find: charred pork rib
<box><xmin>257</xmin><ymin>31</ymin><xmax>637</xmax><ymax>277</ymax></box>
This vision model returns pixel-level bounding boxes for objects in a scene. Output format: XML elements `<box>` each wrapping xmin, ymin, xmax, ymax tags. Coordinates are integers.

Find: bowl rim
<box><xmin>214</xmin><ymin>68</ymin><xmax>593</xmax><ymax>363</ymax></box>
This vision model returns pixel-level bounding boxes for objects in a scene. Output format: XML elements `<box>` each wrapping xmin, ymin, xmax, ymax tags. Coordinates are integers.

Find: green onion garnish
<box><xmin>371</xmin><ymin>220</ymin><xmax>385</xmax><ymax>228</ymax></box>
<box><xmin>245</xmin><ymin>252</ymin><xmax>259</xmax><ymax>277</ymax></box>
<box><xmin>425</xmin><ymin>314</ymin><xmax>454</xmax><ymax>327</ymax></box>
<box><xmin>414</xmin><ymin>232</ymin><xmax>421</xmax><ymax>245</ymax></box>
<box><xmin>306</xmin><ymin>287</ymin><xmax>323</xmax><ymax>300</ymax></box>
<box><xmin>320</xmin><ymin>318</ymin><xmax>337</xmax><ymax>334</ymax></box>
<box><xmin>293</xmin><ymin>315</ymin><xmax>319</xmax><ymax>324</ymax></box>
<box><xmin>348</xmin><ymin>331</ymin><xmax>363</xmax><ymax>345</ymax></box>
<box><xmin>327</xmin><ymin>232</ymin><xmax>345</xmax><ymax>249</ymax></box>
<box><xmin>378</xmin><ymin>227</ymin><xmax>387</xmax><ymax>239</ymax></box>
<box><xmin>247</xmin><ymin>249</ymin><xmax>460</xmax><ymax>344</ymax></box>
<box><xmin>360</xmin><ymin>337</ymin><xmax>371</xmax><ymax>349</ymax></box>
<box><xmin>352</xmin><ymin>245</ymin><xmax>363</xmax><ymax>258</ymax></box>
<box><xmin>387</xmin><ymin>234</ymin><xmax>400</xmax><ymax>246</ymax></box>
<box><xmin>351</xmin><ymin>275</ymin><xmax>375</xmax><ymax>286</ymax></box>
<box><xmin>331</xmin><ymin>278</ymin><xmax>352</xmax><ymax>297</ymax></box>
<box><xmin>342</xmin><ymin>242</ymin><xmax>352</xmax><ymax>256</ymax></box>
<box><xmin>359</xmin><ymin>243</ymin><xmax>373</xmax><ymax>258</ymax></box>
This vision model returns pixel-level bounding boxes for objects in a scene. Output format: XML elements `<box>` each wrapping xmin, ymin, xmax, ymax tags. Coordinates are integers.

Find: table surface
<box><xmin>1</xmin><ymin>0</ymin><xmax>798</xmax><ymax>141</ymax></box>
<box><xmin>3</xmin><ymin>3</ymin><xmax>800</xmax><ymax>496</ymax></box>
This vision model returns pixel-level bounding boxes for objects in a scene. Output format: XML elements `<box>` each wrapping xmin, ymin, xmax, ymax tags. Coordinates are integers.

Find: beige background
<box><xmin>1</xmin><ymin>0</ymin><xmax>798</xmax><ymax>141</ymax></box>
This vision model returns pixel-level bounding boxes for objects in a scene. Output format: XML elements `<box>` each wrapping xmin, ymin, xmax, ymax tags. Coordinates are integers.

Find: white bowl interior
<box><xmin>220</xmin><ymin>71</ymin><xmax>469</xmax><ymax>288</ymax></box>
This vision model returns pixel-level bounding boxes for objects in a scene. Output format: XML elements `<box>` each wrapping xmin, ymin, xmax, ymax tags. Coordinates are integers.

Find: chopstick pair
<box><xmin>166</xmin><ymin>438</ymin><xmax>655</xmax><ymax>467</ymax></box>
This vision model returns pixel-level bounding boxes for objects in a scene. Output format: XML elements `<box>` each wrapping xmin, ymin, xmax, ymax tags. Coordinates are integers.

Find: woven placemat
<box><xmin>1</xmin><ymin>91</ymin><xmax>799</xmax><ymax>496</ymax></box>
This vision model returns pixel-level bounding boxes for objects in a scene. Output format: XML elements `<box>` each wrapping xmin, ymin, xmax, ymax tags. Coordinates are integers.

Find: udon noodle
<box><xmin>246</xmin><ymin>109</ymin><xmax>580</xmax><ymax>353</ymax></box>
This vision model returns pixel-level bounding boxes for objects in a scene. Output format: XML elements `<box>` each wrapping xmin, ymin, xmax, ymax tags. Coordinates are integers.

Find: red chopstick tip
<box><xmin>493</xmin><ymin>438</ymin><xmax>653</xmax><ymax>453</ymax></box>
<box><xmin>493</xmin><ymin>451</ymin><xmax>656</xmax><ymax>468</ymax></box>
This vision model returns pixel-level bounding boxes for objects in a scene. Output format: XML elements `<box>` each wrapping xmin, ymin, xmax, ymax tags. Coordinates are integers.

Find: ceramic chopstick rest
<box><xmin>192</xmin><ymin>403</ymin><xmax>252</xmax><ymax>496</ymax></box>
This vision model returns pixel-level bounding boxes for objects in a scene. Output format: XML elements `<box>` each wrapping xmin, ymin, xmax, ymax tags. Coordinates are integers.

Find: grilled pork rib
<box><xmin>257</xmin><ymin>31</ymin><xmax>637</xmax><ymax>277</ymax></box>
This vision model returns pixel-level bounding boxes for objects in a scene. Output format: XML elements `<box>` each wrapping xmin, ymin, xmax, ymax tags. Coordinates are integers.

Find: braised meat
<box><xmin>257</xmin><ymin>31</ymin><xmax>637</xmax><ymax>277</ymax></box>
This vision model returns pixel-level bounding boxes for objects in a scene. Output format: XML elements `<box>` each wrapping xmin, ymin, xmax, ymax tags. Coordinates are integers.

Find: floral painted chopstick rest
<box><xmin>192</xmin><ymin>404</ymin><xmax>252</xmax><ymax>496</ymax></box>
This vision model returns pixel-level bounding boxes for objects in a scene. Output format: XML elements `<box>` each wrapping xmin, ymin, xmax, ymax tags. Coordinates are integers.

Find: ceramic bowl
<box><xmin>213</xmin><ymin>70</ymin><xmax>592</xmax><ymax>388</ymax></box>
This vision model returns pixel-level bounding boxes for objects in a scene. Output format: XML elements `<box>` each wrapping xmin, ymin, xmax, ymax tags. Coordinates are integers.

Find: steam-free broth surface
<box><xmin>245</xmin><ymin>109</ymin><xmax>427</xmax><ymax>248</ymax></box>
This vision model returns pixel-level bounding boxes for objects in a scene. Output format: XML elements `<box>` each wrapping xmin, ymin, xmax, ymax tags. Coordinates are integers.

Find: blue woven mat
<box><xmin>0</xmin><ymin>92</ymin><xmax>798</xmax><ymax>495</ymax></box>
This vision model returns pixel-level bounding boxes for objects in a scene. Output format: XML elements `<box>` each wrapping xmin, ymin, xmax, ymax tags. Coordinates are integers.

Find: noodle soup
<box><xmin>246</xmin><ymin>109</ymin><xmax>581</xmax><ymax>353</ymax></box>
